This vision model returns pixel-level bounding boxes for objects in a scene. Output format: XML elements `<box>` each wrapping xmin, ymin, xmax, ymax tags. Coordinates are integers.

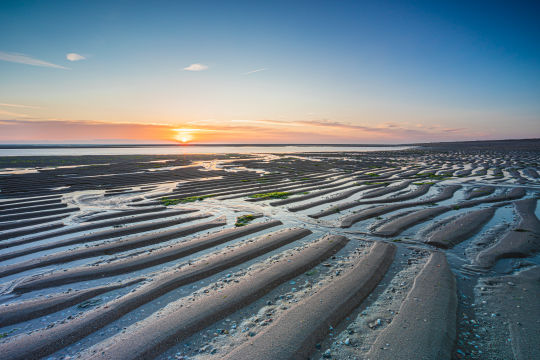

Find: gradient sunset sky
<box><xmin>1</xmin><ymin>0</ymin><xmax>539</xmax><ymax>144</ymax></box>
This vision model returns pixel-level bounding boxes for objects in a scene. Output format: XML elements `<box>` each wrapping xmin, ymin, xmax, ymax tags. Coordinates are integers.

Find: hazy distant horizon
<box><xmin>0</xmin><ymin>143</ymin><xmax>406</xmax><ymax>147</ymax></box>
<box><xmin>0</xmin><ymin>137</ymin><xmax>538</xmax><ymax>148</ymax></box>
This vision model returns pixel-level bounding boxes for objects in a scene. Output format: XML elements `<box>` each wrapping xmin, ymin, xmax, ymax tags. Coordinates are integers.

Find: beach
<box><xmin>0</xmin><ymin>139</ymin><xmax>539</xmax><ymax>360</ymax></box>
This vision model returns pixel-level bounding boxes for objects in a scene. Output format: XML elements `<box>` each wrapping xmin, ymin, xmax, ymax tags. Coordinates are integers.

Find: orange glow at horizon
<box><xmin>0</xmin><ymin>119</ymin><xmax>489</xmax><ymax>145</ymax></box>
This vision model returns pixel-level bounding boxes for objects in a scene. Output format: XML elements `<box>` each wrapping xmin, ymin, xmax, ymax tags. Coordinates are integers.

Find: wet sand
<box><xmin>0</xmin><ymin>139</ymin><xmax>539</xmax><ymax>359</ymax></box>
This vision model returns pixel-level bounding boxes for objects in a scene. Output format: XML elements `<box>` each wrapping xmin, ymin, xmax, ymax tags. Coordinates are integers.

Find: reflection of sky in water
<box><xmin>0</xmin><ymin>145</ymin><xmax>413</xmax><ymax>157</ymax></box>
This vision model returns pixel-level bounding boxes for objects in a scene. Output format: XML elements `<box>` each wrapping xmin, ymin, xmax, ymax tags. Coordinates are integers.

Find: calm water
<box><xmin>0</xmin><ymin>145</ymin><xmax>412</xmax><ymax>156</ymax></box>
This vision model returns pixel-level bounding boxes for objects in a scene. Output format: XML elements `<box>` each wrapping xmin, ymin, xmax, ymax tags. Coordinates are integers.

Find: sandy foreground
<box><xmin>0</xmin><ymin>140</ymin><xmax>539</xmax><ymax>360</ymax></box>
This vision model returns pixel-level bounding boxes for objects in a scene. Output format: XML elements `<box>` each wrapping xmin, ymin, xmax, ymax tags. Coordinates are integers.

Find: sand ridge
<box><xmin>0</xmin><ymin>140</ymin><xmax>538</xmax><ymax>359</ymax></box>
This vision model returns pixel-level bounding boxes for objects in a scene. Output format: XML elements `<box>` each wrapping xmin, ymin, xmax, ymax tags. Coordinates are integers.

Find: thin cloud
<box><xmin>442</xmin><ymin>128</ymin><xmax>466</xmax><ymax>133</ymax></box>
<box><xmin>0</xmin><ymin>51</ymin><xmax>68</xmax><ymax>69</ymax></box>
<box><xmin>66</xmin><ymin>53</ymin><xmax>86</xmax><ymax>61</ymax></box>
<box><xmin>172</xmin><ymin>128</ymin><xmax>219</xmax><ymax>133</ymax></box>
<box><xmin>0</xmin><ymin>109</ymin><xmax>30</xmax><ymax>118</ymax></box>
<box><xmin>0</xmin><ymin>118</ymin><xmax>486</xmax><ymax>143</ymax></box>
<box><xmin>231</xmin><ymin>119</ymin><xmax>303</xmax><ymax>127</ymax></box>
<box><xmin>244</xmin><ymin>68</ymin><xmax>266</xmax><ymax>75</ymax></box>
<box><xmin>0</xmin><ymin>103</ymin><xmax>42</xmax><ymax>109</ymax></box>
<box><xmin>232</xmin><ymin>118</ymin><xmax>469</xmax><ymax>138</ymax></box>
<box><xmin>184</xmin><ymin>63</ymin><xmax>208</xmax><ymax>71</ymax></box>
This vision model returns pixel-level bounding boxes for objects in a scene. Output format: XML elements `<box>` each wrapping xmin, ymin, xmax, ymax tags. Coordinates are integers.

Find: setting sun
<box><xmin>173</xmin><ymin>129</ymin><xmax>196</xmax><ymax>143</ymax></box>
<box><xmin>174</xmin><ymin>134</ymin><xmax>192</xmax><ymax>143</ymax></box>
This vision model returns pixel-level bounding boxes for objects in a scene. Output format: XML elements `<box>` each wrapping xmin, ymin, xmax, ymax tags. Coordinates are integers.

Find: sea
<box><xmin>0</xmin><ymin>145</ymin><xmax>413</xmax><ymax>156</ymax></box>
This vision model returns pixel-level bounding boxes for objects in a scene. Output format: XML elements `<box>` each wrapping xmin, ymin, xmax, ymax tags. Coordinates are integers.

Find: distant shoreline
<box><xmin>0</xmin><ymin>143</ymin><xmax>406</xmax><ymax>149</ymax></box>
<box><xmin>0</xmin><ymin>138</ymin><xmax>538</xmax><ymax>149</ymax></box>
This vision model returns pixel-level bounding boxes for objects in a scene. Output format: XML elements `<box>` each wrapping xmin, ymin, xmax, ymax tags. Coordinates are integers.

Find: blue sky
<box><xmin>0</xmin><ymin>0</ymin><xmax>539</xmax><ymax>143</ymax></box>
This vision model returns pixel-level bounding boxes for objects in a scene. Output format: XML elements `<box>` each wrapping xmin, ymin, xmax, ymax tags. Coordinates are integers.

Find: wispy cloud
<box><xmin>172</xmin><ymin>128</ymin><xmax>219</xmax><ymax>133</ymax></box>
<box><xmin>229</xmin><ymin>119</ymin><xmax>472</xmax><ymax>139</ymax></box>
<box><xmin>0</xmin><ymin>118</ymin><xmax>490</xmax><ymax>144</ymax></box>
<box><xmin>244</xmin><ymin>68</ymin><xmax>266</xmax><ymax>75</ymax></box>
<box><xmin>0</xmin><ymin>109</ymin><xmax>30</xmax><ymax>118</ymax></box>
<box><xmin>66</xmin><ymin>53</ymin><xmax>86</xmax><ymax>61</ymax></box>
<box><xmin>0</xmin><ymin>103</ymin><xmax>42</xmax><ymax>109</ymax></box>
<box><xmin>0</xmin><ymin>51</ymin><xmax>68</xmax><ymax>69</ymax></box>
<box><xmin>184</xmin><ymin>63</ymin><xmax>208</xmax><ymax>71</ymax></box>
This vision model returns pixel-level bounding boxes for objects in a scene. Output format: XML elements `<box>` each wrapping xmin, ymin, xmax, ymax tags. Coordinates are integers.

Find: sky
<box><xmin>1</xmin><ymin>0</ymin><xmax>539</xmax><ymax>144</ymax></box>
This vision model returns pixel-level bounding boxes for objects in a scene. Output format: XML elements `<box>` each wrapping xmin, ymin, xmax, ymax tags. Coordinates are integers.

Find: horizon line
<box><xmin>0</xmin><ymin>138</ymin><xmax>538</xmax><ymax>149</ymax></box>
